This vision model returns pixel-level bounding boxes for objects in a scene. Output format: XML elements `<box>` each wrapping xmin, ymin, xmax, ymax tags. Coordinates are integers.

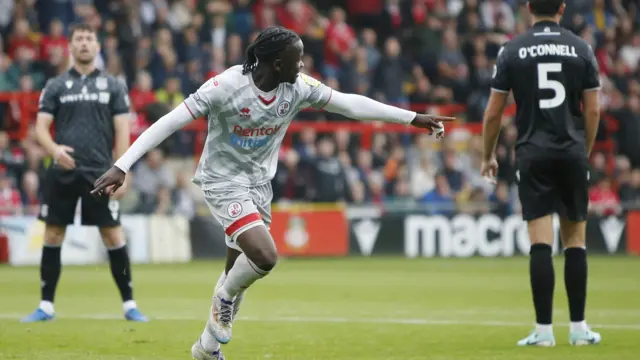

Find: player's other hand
<box><xmin>111</xmin><ymin>173</ymin><xmax>129</xmax><ymax>199</ymax></box>
<box><xmin>91</xmin><ymin>166</ymin><xmax>126</xmax><ymax>197</ymax></box>
<box><xmin>54</xmin><ymin>145</ymin><xmax>76</xmax><ymax>170</ymax></box>
<box><xmin>481</xmin><ymin>157</ymin><xmax>499</xmax><ymax>185</ymax></box>
<box><xmin>411</xmin><ymin>114</ymin><xmax>455</xmax><ymax>139</ymax></box>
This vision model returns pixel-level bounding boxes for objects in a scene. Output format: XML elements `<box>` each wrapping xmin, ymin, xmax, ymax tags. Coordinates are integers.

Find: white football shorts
<box><xmin>203</xmin><ymin>182</ymin><xmax>273</xmax><ymax>252</ymax></box>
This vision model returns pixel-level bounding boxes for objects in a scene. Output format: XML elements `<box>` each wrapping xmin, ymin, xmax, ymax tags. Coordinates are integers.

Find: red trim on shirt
<box><xmin>258</xmin><ymin>95</ymin><xmax>276</xmax><ymax>105</ymax></box>
<box><xmin>225</xmin><ymin>213</ymin><xmax>262</xmax><ymax>236</ymax></box>
<box><xmin>183</xmin><ymin>101</ymin><xmax>196</xmax><ymax>119</ymax></box>
<box><xmin>319</xmin><ymin>89</ymin><xmax>333</xmax><ymax>110</ymax></box>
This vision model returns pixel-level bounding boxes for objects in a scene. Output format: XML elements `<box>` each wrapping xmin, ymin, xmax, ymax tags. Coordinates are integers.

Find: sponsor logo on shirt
<box><xmin>230</xmin><ymin>124</ymin><xmax>282</xmax><ymax>149</ymax></box>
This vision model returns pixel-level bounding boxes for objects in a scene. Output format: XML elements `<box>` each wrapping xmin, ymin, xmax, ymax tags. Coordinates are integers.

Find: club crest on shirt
<box><xmin>277</xmin><ymin>100</ymin><xmax>291</xmax><ymax>117</ymax></box>
<box><xmin>96</xmin><ymin>77</ymin><xmax>108</xmax><ymax>90</ymax></box>
<box><xmin>227</xmin><ymin>202</ymin><xmax>243</xmax><ymax>218</ymax></box>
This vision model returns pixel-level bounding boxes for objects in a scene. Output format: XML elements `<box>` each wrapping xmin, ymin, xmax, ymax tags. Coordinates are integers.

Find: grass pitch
<box><xmin>1</xmin><ymin>257</ymin><xmax>639</xmax><ymax>359</ymax></box>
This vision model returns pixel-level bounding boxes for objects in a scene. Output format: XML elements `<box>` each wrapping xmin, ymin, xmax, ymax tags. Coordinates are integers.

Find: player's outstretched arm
<box><xmin>322</xmin><ymin>90</ymin><xmax>453</xmax><ymax>137</ymax></box>
<box><xmin>91</xmin><ymin>104</ymin><xmax>194</xmax><ymax>196</ymax></box>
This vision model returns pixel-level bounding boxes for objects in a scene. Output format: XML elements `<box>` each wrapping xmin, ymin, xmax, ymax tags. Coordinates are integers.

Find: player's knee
<box><xmin>99</xmin><ymin>226</ymin><xmax>125</xmax><ymax>248</ymax></box>
<box><xmin>250</xmin><ymin>246</ymin><xmax>278</xmax><ymax>272</ymax></box>
<box><xmin>44</xmin><ymin>225</ymin><xmax>66</xmax><ymax>246</ymax></box>
<box><xmin>560</xmin><ymin>218</ymin><xmax>586</xmax><ymax>248</ymax></box>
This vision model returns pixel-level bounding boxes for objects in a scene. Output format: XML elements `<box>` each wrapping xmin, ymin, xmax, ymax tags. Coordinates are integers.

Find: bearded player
<box><xmin>92</xmin><ymin>27</ymin><xmax>451</xmax><ymax>359</ymax></box>
<box><xmin>22</xmin><ymin>23</ymin><xmax>147</xmax><ymax>323</ymax></box>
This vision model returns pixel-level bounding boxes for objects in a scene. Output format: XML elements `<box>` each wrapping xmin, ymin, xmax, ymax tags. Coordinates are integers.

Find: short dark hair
<box><xmin>69</xmin><ymin>23</ymin><xmax>95</xmax><ymax>38</ymax></box>
<box><xmin>242</xmin><ymin>26</ymin><xmax>300</xmax><ymax>74</ymax></box>
<box><xmin>528</xmin><ymin>0</ymin><xmax>565</xmax><ymax>17</ymax></box>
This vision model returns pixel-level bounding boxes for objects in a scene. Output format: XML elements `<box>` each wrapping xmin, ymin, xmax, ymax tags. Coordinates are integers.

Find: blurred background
<box><xmin>0</xmin><ymin>0</ymin><xmax>637</xmax><ymax>223</ymax></box>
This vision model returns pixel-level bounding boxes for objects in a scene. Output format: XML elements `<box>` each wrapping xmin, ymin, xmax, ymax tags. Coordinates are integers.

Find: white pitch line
<box><xmin>0</xmin><ymin>313</ymin><xmax>639</xmax><ymax>330</ymax></box>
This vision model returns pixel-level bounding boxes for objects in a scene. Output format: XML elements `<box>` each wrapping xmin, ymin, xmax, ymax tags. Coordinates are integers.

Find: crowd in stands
<box><xmin>1</xmin><ymin>0</ymin><xmax>639</xmax><ymax>218</ymax></box>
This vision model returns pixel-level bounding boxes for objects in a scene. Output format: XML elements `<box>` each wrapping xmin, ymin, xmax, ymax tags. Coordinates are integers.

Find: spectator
<box><xmin>619</xmin><ymin>168</ymin><xmax>640</xmax><ymax>203</ymax></box>
<box><xmin>489</xmin><ymin>181</ymin><xmax>514</xmax><ymax>217</ymax></box>
<box><xmin>480</xmin><ymin>0</ymin><xmax>516</xmax><ymax>33</ymax></box>
<box><xmin>584</xmin><ymin>0</ymin><xmax>616</xmax><ymax>34</ymax></box>
<box><xmin>0</xmin><ymin>131</ymin><xmax>25</xmax><ymax>181</ymax></box>
<box><xmin>0</xmin><ymin>169</ymin><xmax>21</xmax><ymax>215</ymax></box>
<box><xmin>40</xmin><ymin>19</ymin><xmax>68</xmax><ymax>62</ymax></box>
<box><xmin>589</xmin><ymin>177</ymin><xmax>621</xmax><ymax>216</ymax></box>
<box><xmin>324</xmin><ymin>7</ymin><xmax>356</xmax><ymax>79</ymax></box>
<box><xmin>20</xmin><ymin>170</ymin><xmax>39</xmax><ymax>216</ymax></box>
<box><xmin>410</xmin><ymin>155</ymin><xmax>436</xmax><ymax>199</ymax></box>
<box><xmin>437</xmin><ymin>27</ymin><xmax>469</xmax><ymax>101</ymax></box>
<box><xmin>441</xmin><ymin>149</ymin><xmax>465</xmax><ymax>194</ymax></box>
<box><xmin>311</xmin><ymin>137</ymin><xmax>348</xmax><ymax>202</ymax></box>
<box><xmin>154</xmin><ymin>186</ymin><xmax>173</xmax><ymax>215</ymax></box>
<box><xmin>173</xmin><ymin>172</ymin><xmax>195</xmax><ymax>219</ymax></box>
<box><xmin>373</xmin><ymin>37</ymin><xmax>410</xmax><ymax>106</ymax></box>
<box><xmin>273</xmin><ymin>149</ymin><xmax>307</xmax><ymax>202</ymax></box>
<box><xmin>420</xmin><ymin>172</ymin><xmax>455</xmax><ymax>216</ymax></box>
<box><xmin>368</xmin><ymin>171</ymin><xmax>386</xmax><ymax>204</ymax></box>
<box><xmin>590</xmin><ymin>152</ymin><xmax>609</xmax><ymax>186</ymax></box>
<box><xmin>7</xmin><ymin>18</ymin><xmax>38</xmax><ymax>60</ymax></box>
<box><xmin>130</xmin><ymin>70</ymin><xmax>157</xmax><ymax>113</ymax></box>
<box><xmin>133</xmin><ymin>148</ymin><xmax>175</xmax><ymax>213</ymax></box>
<box><xmin>155</xmin><ymin>77</ymin><xmax>184</xmax><ymax>109</ymax></box>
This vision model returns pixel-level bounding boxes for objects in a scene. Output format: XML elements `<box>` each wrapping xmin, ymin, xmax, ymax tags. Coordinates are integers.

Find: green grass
<box><xmin>1</xmin><ymin>257</ymin><xmax>639</xmax><ymax>359</ymax></box>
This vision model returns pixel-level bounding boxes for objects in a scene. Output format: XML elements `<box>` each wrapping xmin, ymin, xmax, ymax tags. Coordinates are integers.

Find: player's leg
<box><xmin>193</xmin><ymin>247</ymin><xmax>240</xmax><ymax>360</ymax></box>
<box><xmin>558</xmin><ymin>157</ymin><xmax>601</xmax><ymax>345</ymax></box>
<box><xmin>22</xmin><ymin>170</ymin><xmax>75</xmax><ymax>322</ymax></box>
<box><xmin>205</xmin><ymin>187</ymin><xmax>275</xmax><ymax>344</ymax></box>
<box><xmin>81</xmin><ymin>187</ymin><xmax>148</xmax><ymax>322</ymax></box>
<box><xmin>515</xmin><ymin>158</ymin><xmax>557</xmax><ymax>346</ymax></box>
<box><xmin>211</xmin><ymin>225</ymin><xmax>275</xmax><ymax>342</ymax></box>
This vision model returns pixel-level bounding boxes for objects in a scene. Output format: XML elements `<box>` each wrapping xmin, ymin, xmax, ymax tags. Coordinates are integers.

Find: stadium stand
<box><xmin>0</xmin><ymin>0</ymin><xmax>638</xmax><ymax>219</ymax></box>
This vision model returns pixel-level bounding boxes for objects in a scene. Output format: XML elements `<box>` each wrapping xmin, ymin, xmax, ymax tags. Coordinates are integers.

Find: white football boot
<box><xmin>517</xmin><ymin>330</ymin><xmax>556</xmax><ymax>347</ymax></box>
<box><xmin>191</xmin><ymin>338</ymin><xmax>225</xmax><ymax>360</ymax></box>
<box><xmin>569</xmin><ymin>327</ymin><xmax>602</xmax><ymax>346</ymax></box>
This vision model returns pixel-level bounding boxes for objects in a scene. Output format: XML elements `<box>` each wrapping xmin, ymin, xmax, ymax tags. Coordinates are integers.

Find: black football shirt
<box><xmin>491</xmin><ymin>21</ymin><xmax>600</xmax><ymax>159</ymax></box>
<box><xmin>38</xmin><ymin>68</ymin><xmax>130</xmax><ymax>172</ymax></box>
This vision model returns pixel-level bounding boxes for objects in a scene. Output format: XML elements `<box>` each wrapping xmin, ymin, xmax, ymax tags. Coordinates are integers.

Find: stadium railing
<box><xmin>0</xmin><ymin>92</ymin><xmax>617</xmax><ymax>171</ymax></box>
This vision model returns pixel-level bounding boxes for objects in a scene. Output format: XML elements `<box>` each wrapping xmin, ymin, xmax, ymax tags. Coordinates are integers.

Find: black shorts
<box><xmin>516</xmin><ymin>154</ymin><xmax>589</xmax><ymax>222</ymax></box>
<box><xmin>38</xmin><ymin>168</ymin><xmax>120</xmax><ymax>227</ymax></box>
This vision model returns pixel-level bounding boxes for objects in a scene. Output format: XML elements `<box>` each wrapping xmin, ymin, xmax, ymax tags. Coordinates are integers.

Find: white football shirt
<box><xmin>183</xmin><ymin>65</ymin><xmax>332</xmax><ymax>189</ymax></box>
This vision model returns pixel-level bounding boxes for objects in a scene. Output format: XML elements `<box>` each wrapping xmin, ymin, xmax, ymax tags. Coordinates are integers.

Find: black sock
<box><xmin>40</xmin><ymin>246</ymin><xmax>62</xmax><ymax>302</ymax></box>
<box><xmin>108</xmin><ymin>245</ymin><xmax>133</xmax><ymax>302</ymax></box>
<box><xmin>564</xmin><ymin>247</ymin><xmax>587</xmax><ymax>322</ymax></box>
<box><xmin>530</xmin><ymin>243</ymin><xmax>555</xmax><ymax>325</ymax></box>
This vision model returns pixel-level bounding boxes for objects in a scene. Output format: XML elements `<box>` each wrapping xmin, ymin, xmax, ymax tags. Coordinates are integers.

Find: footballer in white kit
<box><xmin>92</xmin><ymin>26</ymin><xmax>452</xmax><ymax>360</ymax></box>
<box><xmin>185</xmin><ymin>64</ymin><xmax>332</xmax><ymax>252</ymax></box>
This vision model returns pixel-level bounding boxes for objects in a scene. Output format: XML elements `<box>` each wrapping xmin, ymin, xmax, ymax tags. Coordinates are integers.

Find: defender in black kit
<box><xmin>480</xmin><ymin>0</ymin><xmax>602</xmax><ymax>347</ymax></box>
<box><xmin>21</xmin><ymin>23</ymin><xmax>148</xmax><ymax>323</ymax></box>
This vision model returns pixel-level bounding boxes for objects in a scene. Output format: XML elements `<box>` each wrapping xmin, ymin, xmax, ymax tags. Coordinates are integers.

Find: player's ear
<box><xmin>273</xmin><ymin>58</ymin><xmax>282</xmax><ymax>73</ymax></box>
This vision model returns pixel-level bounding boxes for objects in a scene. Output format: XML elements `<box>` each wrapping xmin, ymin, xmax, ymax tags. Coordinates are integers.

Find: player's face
<box><xmin>70</xmin><ymin>30</ymin><xmax>100</xmax><ymax>65</ymax></box>
<box><xmin>276</xmin><ymin>39</ymin><xmax>304</xmax><ymax>84</ymax></box>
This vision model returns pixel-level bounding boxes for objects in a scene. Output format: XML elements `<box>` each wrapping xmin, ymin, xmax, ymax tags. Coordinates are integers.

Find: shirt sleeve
<box><xmin>298</xmin><ymin>73</ymin><xmax>332</xmax><ymax>109</ymax></box>
<box><xmin>114</xmin><ymin>104</ymin><xmax>195</xmax><ymax>173</ymax></box>
<box><xmin>38</xmin><ymin>79</ymin><xmax>59</xmax><ymax>116</ymax></box>
<box><xmin>583</xmin><ymin>45</ymin><xmax>601</xmax><ymax>91</ymax></box>
<box><xmin>323</xmin><ymin>90</ymin><xmax>416</xmax><ymax>125</ymax></box>
<box><xmin>490</xmin><ymin>45</ymin><xmax>511</xmax><ymax>93</ymax></box>
<box><xmin>183</xmin><ymin>76</ymin><xmax>228</xmax><ymax>119</ymax></box>
<box><xmin>110</xmin><ymin>80</ymin><xmax>131</xmax><ymax>116</ymax></box>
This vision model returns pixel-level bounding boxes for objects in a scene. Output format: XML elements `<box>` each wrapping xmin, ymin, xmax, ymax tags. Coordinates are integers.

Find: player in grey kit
<box><xmin>93</xmin><ymin>26</ymin><xmax>451</xmax><ymax>359</ymax></box>
<box><xmin>22</xmin><ymin>23</ymin><xmax>147</xmax><ymax>323</ymax></box>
